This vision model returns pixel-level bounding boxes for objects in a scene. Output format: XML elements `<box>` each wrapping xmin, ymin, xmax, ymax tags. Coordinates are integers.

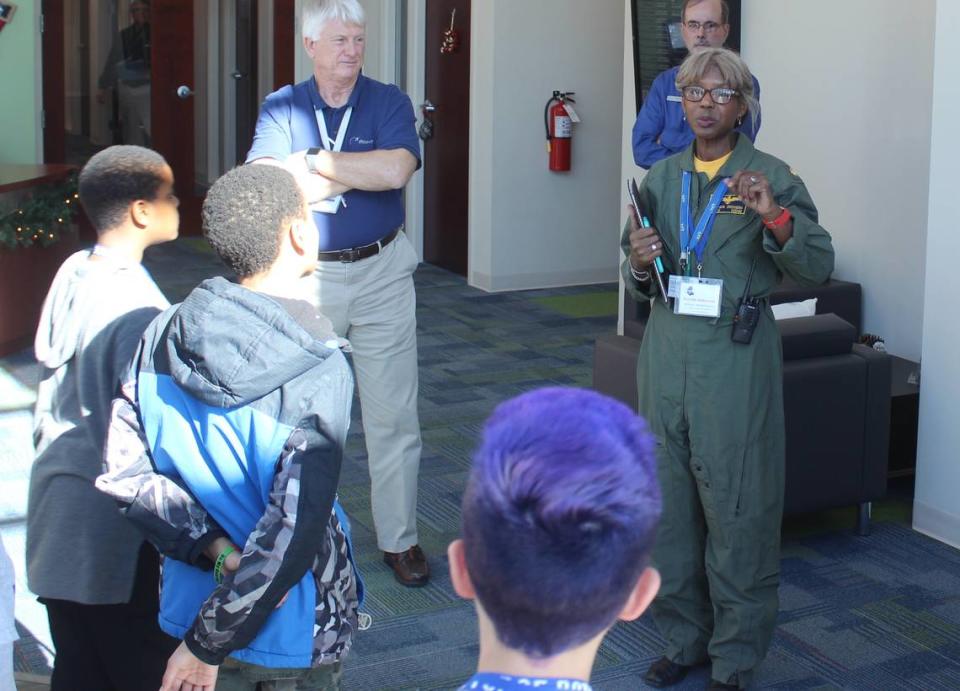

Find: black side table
<box><xmin>888</xmin><ymin>355</ymin><xmax>920</xmax><ymax>477</ymax></box>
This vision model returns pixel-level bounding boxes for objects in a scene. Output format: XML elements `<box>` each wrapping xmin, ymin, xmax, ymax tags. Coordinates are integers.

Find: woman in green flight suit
<box><xmin>622</xmin><ymin>48</ymin><xmax>835</xmax><ymax>690</ymax></box>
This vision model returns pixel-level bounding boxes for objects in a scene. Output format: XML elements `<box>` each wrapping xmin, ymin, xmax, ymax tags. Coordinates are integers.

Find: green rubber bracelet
<box><xmin>214</xmin><ymin>545</ymin><xmax>236</xmax><ymax>584</ymax></box>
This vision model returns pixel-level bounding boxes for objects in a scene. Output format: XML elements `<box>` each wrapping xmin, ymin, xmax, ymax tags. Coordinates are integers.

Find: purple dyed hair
<box><xmin>461</xmin><ymin>386</ymin><xmax>661</xmax><ymax>658</ymax></box>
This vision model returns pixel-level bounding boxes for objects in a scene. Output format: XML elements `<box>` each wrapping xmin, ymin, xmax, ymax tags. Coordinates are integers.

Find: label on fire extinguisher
<box><xmin>563</xmin><ymin>103</ymin><xmax>581</xmax><ymax>123</ymax></box>
<box><xmin>554</xmin><ymin>115</ymin><xmax>572</xmax><ymax>138</ymax></box>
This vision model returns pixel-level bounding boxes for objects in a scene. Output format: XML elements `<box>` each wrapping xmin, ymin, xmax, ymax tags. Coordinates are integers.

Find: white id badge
<box><xmin>310</xmin><ymin>195</ymin><xmax>344</xmax><ymax>215</ymax></box>
<box><xmin>667</xmin><ymin>274</ymin><xmax>681</xmax><ymax>298</ymax></box>
<box><xmin>674</xmin><ymin>276</ymin><xmax>723</xmax><ymax>318</ymax></box>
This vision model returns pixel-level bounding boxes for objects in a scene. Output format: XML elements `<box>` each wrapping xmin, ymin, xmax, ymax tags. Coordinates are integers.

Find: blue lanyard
<box><xmin>680</xmin><ymin>170</ymin><xmax>728</xmax><ymax>276</ymax></box>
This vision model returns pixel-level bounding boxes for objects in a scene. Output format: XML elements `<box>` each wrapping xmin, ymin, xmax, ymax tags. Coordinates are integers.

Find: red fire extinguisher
<box><xmin>545</xmin><ymin>91</ymin><xmax>576</xmax><ymax>172</ymax></box>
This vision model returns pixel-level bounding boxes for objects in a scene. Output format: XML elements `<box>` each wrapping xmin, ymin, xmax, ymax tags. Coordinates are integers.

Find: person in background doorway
<box><xmin>98</xmin><ymin>0</ymin><xmax>152</xmax><ymax>146</ymax></box>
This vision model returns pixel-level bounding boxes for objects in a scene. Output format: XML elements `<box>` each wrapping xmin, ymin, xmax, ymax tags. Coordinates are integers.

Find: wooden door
<box><xmin>41</xmin><ymin>0</ymin><xmax>201</xmax><ymax>234</ymax></box>
<box><xmin>150</xmin><ymin>0</ymin><xmax>200</xmax><ymax>234</ymax></box>
<box><xmin>274</xmin><ymin>0</ymin><xmax>296</xmax><ymax>90</ymax></box>
<box><xmin>422</xmin><ymin>0</ymin><xmax>470</xmax><ymax>276</ymax></box>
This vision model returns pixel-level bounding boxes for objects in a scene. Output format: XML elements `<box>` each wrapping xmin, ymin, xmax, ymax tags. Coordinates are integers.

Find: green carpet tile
<box><xmin>531</xmin><ymin>290</ymin><xmax>620</xmax><ymax>318</ymax></box>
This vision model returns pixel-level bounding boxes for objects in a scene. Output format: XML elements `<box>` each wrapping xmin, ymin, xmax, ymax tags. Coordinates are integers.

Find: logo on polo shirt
<box><xmin>350</xmin><ymin>136</ymin><xmax>374</xmax><ymax>146</ymax></box>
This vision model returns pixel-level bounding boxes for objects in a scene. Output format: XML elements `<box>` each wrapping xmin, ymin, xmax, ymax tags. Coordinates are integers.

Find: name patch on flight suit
<box><xmin>717</xmin><ymin>193</ymin><xmax>746</xmax><ymax>215</ymax></box>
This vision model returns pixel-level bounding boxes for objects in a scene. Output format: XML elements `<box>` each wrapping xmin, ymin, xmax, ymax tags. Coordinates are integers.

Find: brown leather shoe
<box><xmin>383</xmin><ymin>545</ymin><xmax>430</xmax><ymax>587</ymax></box>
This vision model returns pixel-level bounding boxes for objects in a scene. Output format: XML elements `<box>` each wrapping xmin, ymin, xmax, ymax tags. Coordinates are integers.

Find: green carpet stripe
<box><xmin>531</xmin><ymin>290</ymin><xmax>619</xmax><ymax>318</ymax></box>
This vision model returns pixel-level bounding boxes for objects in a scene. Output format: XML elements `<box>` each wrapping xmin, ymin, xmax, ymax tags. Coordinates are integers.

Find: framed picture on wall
<box><xmin>630</xmin><ymin>0</ymin><xmax>742</xmax><ymax>113</ymax></box>
<box><xmin>0</xmin><ymin>2</ymin><xmax>17</xmax><ymax>31</ymax></box>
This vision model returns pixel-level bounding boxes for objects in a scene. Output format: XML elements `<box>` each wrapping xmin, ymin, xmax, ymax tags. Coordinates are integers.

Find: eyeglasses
<box><xmin>681</xmin><ymin>86</ymin><xmax>738</xmax><ymax>105</ymax></box>
<box><xmin>684</xmin><ymin>20</ymin><xmax>723</xmax><ymax>33</ymax></box>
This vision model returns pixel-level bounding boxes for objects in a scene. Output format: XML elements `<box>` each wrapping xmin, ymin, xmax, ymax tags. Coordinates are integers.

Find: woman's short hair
<box><xmin>202</xmin><ymin>165</ymin><xmax>305</xmax><ymax>279</ymax></box>
<box><xmin>676</xmin><ymin>47</ymin><xmax>759</xmax><ymax>132</ymax></box>
<box><xmin>301</xmin><ymin>0</ymin><xmax>365</xmax><ymax>40</ymax></box>
<box><xmin>460</xmin><ymin>387</ymin><xmax>662</xmax><ymax>658</ymax></box>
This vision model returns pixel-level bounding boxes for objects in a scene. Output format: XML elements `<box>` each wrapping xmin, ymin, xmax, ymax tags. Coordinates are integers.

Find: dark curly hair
<box><xmin>202</xmin><ymin>165</ymin><xmax>306</xmax><ymax>278</ymax></box>
<box><xmin>78</xmin><ymin>145</ymin><xmax>169</xmax><ymax>232</ymax></box>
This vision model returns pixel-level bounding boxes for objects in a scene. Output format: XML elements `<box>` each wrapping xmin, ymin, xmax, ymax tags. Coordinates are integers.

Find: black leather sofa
<box><xmin>593</xmin><ymin>277</ymin><xmax>891</xmax><ymax>534</ymax></box>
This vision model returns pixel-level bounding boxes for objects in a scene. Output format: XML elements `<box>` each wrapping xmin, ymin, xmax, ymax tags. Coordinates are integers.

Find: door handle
<box><xmin>176</xmin><ymin>85</ymin><xmax>194</xmax><ymax>99</ymax></box>
<box><xmin>422</xmin><ymin>100</ymin><xmax>437</xmax><ymax>113</ymax></box>
<box><xmin>231</xmin><ymin>71</ymin><xmax>244</xmax><ymax>80</ymax></box>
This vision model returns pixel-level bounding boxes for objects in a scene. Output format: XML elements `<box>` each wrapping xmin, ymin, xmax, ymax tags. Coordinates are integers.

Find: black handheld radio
<box><xmin>731</xmin><ymin>257</ymin><xmax>761</xmax><ymax>345</ymax></box>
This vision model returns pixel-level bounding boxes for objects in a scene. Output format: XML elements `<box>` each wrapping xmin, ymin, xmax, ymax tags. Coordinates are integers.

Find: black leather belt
<box><xmin>317</xmin><ymin>227</ymin><xmax>401</xmax><ymax>263</ymax></box>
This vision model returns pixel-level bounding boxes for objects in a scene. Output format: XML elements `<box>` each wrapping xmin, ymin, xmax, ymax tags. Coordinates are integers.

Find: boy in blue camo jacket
<box><xmin>98</xmin><ymin>164</ymin><xmax>361</xmax><ymax>691</ymax></box>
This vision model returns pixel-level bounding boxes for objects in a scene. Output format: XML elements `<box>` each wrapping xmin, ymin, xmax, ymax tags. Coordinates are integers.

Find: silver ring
<box><xmin>750</xmin><ymin>176</ymin><xmax>758</xmax><ymax>183</ymax></box>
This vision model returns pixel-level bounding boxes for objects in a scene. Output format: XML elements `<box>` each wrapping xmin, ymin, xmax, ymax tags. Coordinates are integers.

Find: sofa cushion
<box><xmin>772</xmin><ymin>297</ymin><xmax>817</xmax><ymax>320</ymax></box>
<box><xmin>771</xmin><ymin>278</ymin><xmax>862</xmax><ymax>333</ymax></box>
<box><xmin>779</xmin><ymin>313</ymin><xmax>855</xmax><ymax>360</ymax></box>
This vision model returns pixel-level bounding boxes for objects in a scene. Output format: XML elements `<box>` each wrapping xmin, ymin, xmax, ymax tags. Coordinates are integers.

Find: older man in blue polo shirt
<box><xmin>247</xmin><ymin>0</ymin><xmax>428</xmax><ymax>587</ymax></box>
<box><xmin>632</xmin><ymin>0</ymin><xmax>761</xmax><ymax>170</ymax></box>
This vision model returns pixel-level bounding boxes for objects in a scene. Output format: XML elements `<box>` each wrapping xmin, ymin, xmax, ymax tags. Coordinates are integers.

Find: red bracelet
<box><xmin>762</xmin><ymin>206</ymin><xmax>791</xmax><ymax>230</ymax></box>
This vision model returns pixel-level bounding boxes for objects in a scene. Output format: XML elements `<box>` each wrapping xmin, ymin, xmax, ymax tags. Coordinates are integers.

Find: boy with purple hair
<box><xmin>448</xmin><ymin>387</ymin><xmax>663</xmax><ymax>690</ymax></box>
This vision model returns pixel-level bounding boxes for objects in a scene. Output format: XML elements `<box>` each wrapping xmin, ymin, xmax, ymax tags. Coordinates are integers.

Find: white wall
<box><xmin>0</xmin><ymin>0</ymin><xmax>41</xmax><ymax>164</ymax></box>
<box><xmin>913</xmin><ymin>0</ymin><xmax>960</xmax><ymax>549</ymax></box>
<box><xmin>619</xmin><ymin>0</ymin><xmax>637</xmax><ymax>332</ymax></box>
<box><xmin>741</xmin><ymin>0</ymin><xmax>935</xmax><ymax>361</ymax></box>
<box><xmin>468</xmin><ymin>1</ymin><xmax>625</xmax><ymax>291</ymax></box>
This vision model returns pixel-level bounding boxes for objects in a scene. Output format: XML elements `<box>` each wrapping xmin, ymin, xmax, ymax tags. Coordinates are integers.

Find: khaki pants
<box><xmin>217</xmin><ymin>659</ymin><xmax>342</xmax><ymax>691</ymax></box>
<box><xmin>308</xmin><ymin>231</ymin><xmax>422</xmax><ymax>553</ymax></box>
<box><xmin>118</xmin><ymin>82</ymin><xmax>151</xmax><ymax>146</ymax></box>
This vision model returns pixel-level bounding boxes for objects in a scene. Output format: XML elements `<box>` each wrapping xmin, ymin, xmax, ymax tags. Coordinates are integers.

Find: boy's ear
<box><xmin>617</xmin><ymin>566</ymin><xmax>660</xmax><ymax>622</ymax></box>
<box><xmin>288</xmin><ymin>218</ymin><xmax>309</xmax><ymax>255</ymax></box>
<box><xmin>447</xmin><ymin>539</ymin><xmax>476</xmax><ymax>601</ymax></box>
<box><xmin>130</xmin><ymin>199</ymin><xmax>152</xmax><ymax>228</ymax></box>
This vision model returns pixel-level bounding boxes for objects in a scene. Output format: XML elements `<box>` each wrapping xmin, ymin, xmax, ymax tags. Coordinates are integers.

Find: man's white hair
<box><xmin>302</xmin><ymin>0</ymin><xmax>366</xmax><ymax>40</ymax></box>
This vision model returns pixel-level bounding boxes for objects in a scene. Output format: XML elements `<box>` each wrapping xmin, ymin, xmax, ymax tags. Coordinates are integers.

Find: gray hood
<box><xmin>34</xmin><ymin>250</ymin><xmax>165</xmax><ymax>369</ymax></box>
<box><xmin>158</xmin><ymin>277</ymin><xmax>341</xmax><ymax>408</ymax></box>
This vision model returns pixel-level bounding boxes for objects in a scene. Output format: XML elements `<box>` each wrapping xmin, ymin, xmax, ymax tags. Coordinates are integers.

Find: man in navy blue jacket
<box><xmin>98</xmin><ymin>164</ymin><xmax>361</xmax><ymax>690</ymax></box>
<box><xmin>632</xmin><ymin>0</ymin><xmax>761</xmax><ymax>169</ymax></box>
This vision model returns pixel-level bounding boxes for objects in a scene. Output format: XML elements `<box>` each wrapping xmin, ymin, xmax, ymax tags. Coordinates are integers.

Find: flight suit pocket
<box><xmin>689</xmin><ymin>450</ymin><xmax>747</xmax><ymax>547</ymax></box>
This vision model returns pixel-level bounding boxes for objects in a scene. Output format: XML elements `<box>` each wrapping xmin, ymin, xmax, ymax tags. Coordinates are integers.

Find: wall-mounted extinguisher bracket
<box><xmin>545</xmin><ymin>91</ymin><xmax>578</xmax><ymax>172</ymax></box>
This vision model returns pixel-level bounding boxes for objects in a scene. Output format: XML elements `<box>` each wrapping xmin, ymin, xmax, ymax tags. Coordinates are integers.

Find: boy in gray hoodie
<box><xmin>26</xmin><ymin>145</ymin><xmax>186</xmax><ymax>690</ymax></box>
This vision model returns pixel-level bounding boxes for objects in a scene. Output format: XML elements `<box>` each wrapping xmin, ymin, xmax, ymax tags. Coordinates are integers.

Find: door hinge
<box><xmin>39</xmin><ymin>13</ymin><xmax>44</xmax><ymax>33</ymax></box>
<box><xmin>41</xmin><ymin>110</ymin><xmax>45</xmax><ymax>129</ymax></box>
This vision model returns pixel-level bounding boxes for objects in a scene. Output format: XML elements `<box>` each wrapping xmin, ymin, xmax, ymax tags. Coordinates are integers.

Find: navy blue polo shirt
<box><xmin>246</xmin><ymin>74</ymin><xmax>421</xmax><ymax>251</ymax></box>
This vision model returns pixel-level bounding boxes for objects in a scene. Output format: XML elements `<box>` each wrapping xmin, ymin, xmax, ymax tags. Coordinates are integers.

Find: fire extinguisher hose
<box><xmin>544</xmin><ymin>95</ymin><xmax>558</xmax><ymax>142</ymax></box>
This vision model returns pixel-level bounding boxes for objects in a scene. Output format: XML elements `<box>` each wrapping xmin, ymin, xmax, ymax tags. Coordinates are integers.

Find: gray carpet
<box><xmin>3</xmin><ymin>239</ymin><xmax>958</xmax><ymax>690</ymax></box>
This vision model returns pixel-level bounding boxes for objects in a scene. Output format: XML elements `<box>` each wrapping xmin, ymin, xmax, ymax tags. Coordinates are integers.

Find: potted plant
<box><xmin>0</xmin><ymin>173</ymin><xmax>81</xmax><ymax>357</ymax></box>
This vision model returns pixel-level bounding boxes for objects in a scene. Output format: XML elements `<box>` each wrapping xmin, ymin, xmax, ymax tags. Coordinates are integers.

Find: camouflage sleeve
<box><xmin>96</xmin><ymin>373</ymin><xmax>227</xmax><ymax>568</ymax></box>
<box><xmin>183</xmin><ymin>415</ymin><xmax>343</xmax><ymax>665</ymax></box>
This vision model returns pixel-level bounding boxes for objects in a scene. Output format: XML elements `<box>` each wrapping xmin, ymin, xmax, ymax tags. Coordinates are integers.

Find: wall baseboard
<box><xmin>913</xmin><ymin>500</ymin><xmax>960</xmax><ymax>550</ymax></box>
<box><xmin>469</xmin><ymin>267</ymin><xmax>618</xmax><ymax>293</ymax></box>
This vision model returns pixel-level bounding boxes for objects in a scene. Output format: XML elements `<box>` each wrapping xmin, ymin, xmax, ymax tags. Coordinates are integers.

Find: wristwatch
<box><xmin>304</xmin><ymin>147</ymin><xmax>323</xmax><ymax>173</ymax></box>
